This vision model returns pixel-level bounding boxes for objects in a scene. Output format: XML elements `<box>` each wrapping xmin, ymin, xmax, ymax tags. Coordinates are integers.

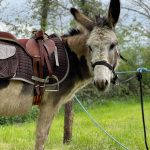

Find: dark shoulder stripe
<box><xmin>0</xmin><ymin>80</ymin><xmax>10</xmax><ymax>89</ymax></box>
<box><xmin>62</xmin><ymin>28</ymin><xmax>81</xmax><ymax>37</ymax></box>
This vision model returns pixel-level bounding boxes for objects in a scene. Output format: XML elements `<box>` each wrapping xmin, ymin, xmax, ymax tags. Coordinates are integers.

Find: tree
<box><xmin>30</xmin><ymin>0</ymin><xmax>71</xmax><ymax>34</ymax></box>
<box><xmin>114</xmin><ymin>0</ymin><xmax>150</xmax><ymax>96</ymax></box>
<box><xmin>40</xmin><ymin>0</ymin><xmax>50</xmax><ymax>32</ymax></box>
<box><xmin>0</xmin><ymin>0</ymin><xmax>70</xmax><ymax>36</ymax></box>
<box><xmin>63</xmin><ymin>101</ymin><xmax>73</xmax><ymax>144</ymax></box>
<box><xmin>70</xmin><ymin>0</ymin><xmax>104</xmax><ymax>17</ymax></box>
<box><xmin>122</xmin><ymin>0</ymin><xmax>150</xmax><ymax>20</ymax></box>
<box><xmin>121</xmin><ymin>0</ymin><xmax>150</xmax><ymax>38</ymax></box>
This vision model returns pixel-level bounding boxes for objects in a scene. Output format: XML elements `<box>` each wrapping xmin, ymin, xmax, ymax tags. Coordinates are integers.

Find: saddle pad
<box><xmin>0</xmin><ymin>41</ymin><xmax>18</xmax><ymax>79</ymax></box>
<box><xmin>0</xmin><ymin>35</ymin><xmax>69</xmax><ymax>88</ymax></box>
<box><xmin>13</xmin><ymin>35</ymin><xmax>69</xmax><ymax>86</ymax></box>
<box><xmin>0</xmin><ymin>43</ymin><xmax>16</xmax><ymax>59</ymax></box>
<box><xmin>43</xmin><ymin>35</ymin><xmax>69</xmax><ymax>85</ymax></box>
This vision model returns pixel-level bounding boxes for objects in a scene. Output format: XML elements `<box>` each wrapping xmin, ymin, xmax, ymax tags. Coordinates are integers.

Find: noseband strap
<box><xmin>92</xmin><ymin>61</ymin><xmax>118</xmax><ymax>84</ymax></box>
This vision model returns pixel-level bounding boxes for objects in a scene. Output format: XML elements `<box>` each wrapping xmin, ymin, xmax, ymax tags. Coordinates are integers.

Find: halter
<box><xmin>92</xmin><ymin>60</ymin><xmax>118</xmax><ymax>84</ymax></box>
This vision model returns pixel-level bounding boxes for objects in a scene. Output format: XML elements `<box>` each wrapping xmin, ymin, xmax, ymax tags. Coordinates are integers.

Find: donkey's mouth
<box><xmin>93</xmin><ymin>79</ymin><xmax>109</xmax><ymax>91</ymax></box>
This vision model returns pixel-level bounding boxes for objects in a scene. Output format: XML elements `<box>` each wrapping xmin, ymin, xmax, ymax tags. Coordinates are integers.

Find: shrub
<box><xmin>0</xmin><ymin>106</ymin><xmax>39</xmax><ymax>125</ymax></box>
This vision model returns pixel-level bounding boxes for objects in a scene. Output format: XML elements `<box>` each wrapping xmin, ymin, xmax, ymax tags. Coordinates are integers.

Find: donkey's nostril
<box><xmin>105</xmin><ymin>80</ymin><xmax>108</xmax><ymax>86</ymax></box>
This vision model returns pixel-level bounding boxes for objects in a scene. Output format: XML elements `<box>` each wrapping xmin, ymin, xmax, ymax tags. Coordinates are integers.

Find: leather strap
<box><xmin>33</xmin><ymin>95</ymin><xmax>42</xmax><ymax>105</ymax></box>
<box><xmin>33</xmin><ymin>58</ymin><xmax>41</xmax><ymax>95</ymax></box>
<box><xmin>37</xmin><ymin>39</ymin><xmax>53</xmax><ymax>76</ymax></box>
<box><xmin>43</xmin><ymin>49</ymin><xmax>53</xmax><ymax>76</ymax></box>
<box><xmin>38</xmin><ymin>40</ymin><xmax>45</xmax><ymax>66</ymax></box>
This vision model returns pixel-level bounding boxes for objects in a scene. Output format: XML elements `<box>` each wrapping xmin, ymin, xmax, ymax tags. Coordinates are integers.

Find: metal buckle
<box><xmin>44</xmin><ymin>75</ymin><xmax>59</xmax><ymax>92</ymax></box>
<box><xmin>32</xmin><ymin>76</ymin><xmax>49</xmax><ymax>83</ymax></box>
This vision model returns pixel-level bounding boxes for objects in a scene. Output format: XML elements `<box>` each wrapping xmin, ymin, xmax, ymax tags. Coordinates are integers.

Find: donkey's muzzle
<box><xmin>94</xmin><ymin>79</ymin><xmax>109</xmax><ymax>91</ymax></box>
<box><xmin>92</xmin><ymin>60</ymin><xmax>118</xmax><ymax>84</ymax></box>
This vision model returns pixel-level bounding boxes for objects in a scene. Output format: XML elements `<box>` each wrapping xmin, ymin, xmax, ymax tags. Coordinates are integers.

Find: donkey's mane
<box><xmin>62</xmin><ymin>28</ymin><xmax>81</xmax><ymax>37</ymax></box>
<box><xmin>96</xmin><ymin>16</ymin><xmax>112</xmax><ymax>29</ymax></box>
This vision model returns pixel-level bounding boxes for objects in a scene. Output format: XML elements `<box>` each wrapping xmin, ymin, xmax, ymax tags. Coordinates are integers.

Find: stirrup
<box><xmin>44</xmin><ymin>75</ymin><xmax>59</xmax><ymax>92</ymax></box>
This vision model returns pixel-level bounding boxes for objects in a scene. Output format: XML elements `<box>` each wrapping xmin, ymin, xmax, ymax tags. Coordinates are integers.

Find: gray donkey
<box><xmin>0</xmin><ymin>0</ymin><xmax>121</xmax><ymax>149</ymax></box>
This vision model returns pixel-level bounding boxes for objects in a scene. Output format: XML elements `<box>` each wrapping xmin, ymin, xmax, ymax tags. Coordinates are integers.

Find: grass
<box><xmin>0</xmin><ymin>96</ymin><xmax>150</xmax><ymax>150</ymax></box>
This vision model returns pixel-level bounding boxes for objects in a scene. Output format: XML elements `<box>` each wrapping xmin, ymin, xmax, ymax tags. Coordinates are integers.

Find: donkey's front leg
<box><xmin>35</xmin><ymin>100</ymin><xmax>59</xmax><ymax>150</ymax></box>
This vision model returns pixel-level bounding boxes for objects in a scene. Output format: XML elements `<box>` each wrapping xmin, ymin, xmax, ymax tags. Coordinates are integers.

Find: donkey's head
<box><xmin>70</xmin><ymin>0</ymin><xmax>121</xmax><ymax>91</ymax></box>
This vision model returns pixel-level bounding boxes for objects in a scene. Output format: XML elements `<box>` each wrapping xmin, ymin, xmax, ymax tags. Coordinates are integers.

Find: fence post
<box><xmin>63</xmin><ymin>101</ymin><xmax>73</xmax><ymax>144</ymax></box>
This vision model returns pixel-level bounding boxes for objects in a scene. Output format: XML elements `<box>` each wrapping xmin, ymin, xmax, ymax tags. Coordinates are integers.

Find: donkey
<box><xmin>0</xmin><ymin>0</ymin><xmax>121</xmax><ymax>149</ymax></box>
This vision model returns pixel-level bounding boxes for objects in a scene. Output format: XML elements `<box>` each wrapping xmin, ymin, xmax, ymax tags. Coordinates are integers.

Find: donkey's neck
<box><xmin>63</xmin><ymin>33</ymin><xmax>91</xmax><ymax>81</ymax></box>
<box><xmin>64</xmin><ymin>34</ymin><xmax>88</xmax><ymax>59</ymax></box>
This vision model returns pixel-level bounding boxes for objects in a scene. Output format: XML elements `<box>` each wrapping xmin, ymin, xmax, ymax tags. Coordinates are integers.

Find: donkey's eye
<box><xmin>109</xmin><ymin>43</ymin><xmax>116</xmax><ymax>51</ymax></box>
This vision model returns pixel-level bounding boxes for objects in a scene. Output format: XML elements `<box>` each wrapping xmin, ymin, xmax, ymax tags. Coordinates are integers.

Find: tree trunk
<box><xmin>63</xmin><ymin>101</ymin><xmax>73</xmax><ymax>144</ymax></box>
<box><xmin>40</xmin><ymin>0</ymin><xmax>50</xmax><ymax>31</ymax></box>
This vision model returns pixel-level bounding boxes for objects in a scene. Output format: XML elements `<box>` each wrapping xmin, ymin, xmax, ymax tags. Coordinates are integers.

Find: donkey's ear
<box><xmin>107</xmin><ymin>0</ymin><xmax>120</xmax><ymax>28</ymax></box>
<box><xmin>70</xmin><ymin>8</ymin><xmax>95</xmax><ymax>31</ymax></box>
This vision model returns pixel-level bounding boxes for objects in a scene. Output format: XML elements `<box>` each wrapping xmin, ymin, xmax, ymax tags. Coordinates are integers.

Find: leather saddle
<box><xmin>0</xmin><ymin>30</ymin><xmax>69</xmax><ymax>105</ymax></box>
<box><xmin>26</xmin><ymin>30</ymin><xmax>56</xmax><ymax>96</ymax></box>
<box><xmin>26</xmin><ymin>31</ymin><xmax>55</xmax><ymax>58</ymax></box>
<box><xmin>0</xmin><ymin>30</ymin><xmax>56</xmax><ymax>99</ymax></box>
<box><xmin>0</xmin><ymin>31</ymin><xmax>56</xmax><ymax>60</ymax></box>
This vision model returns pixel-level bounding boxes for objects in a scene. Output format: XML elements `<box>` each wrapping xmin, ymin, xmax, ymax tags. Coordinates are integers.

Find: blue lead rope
<box><xmin>74</xmin><ymin>95</ymin><xmax>129</xmax><ymax>150</ymax></box>
<box><xmin>116</xmin><ymin>68</ymin><xmax>150</xmax><ymax>74</ymax></box>
<box><xmin>137</xmin><ymin>67</ymin><xmax>149</xmax><ymax>73</ymax></box>
<box><xmin>74</xmin><ymin>67</ymin><xmax>150</xmax><ymax>150</ymax></box>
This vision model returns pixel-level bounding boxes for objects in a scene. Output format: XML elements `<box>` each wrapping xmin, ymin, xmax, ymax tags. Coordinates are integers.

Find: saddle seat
<box><xmin>26</xmin><ymin>39</ymin><xmax>55</xmax><ymax>58</ymax></box>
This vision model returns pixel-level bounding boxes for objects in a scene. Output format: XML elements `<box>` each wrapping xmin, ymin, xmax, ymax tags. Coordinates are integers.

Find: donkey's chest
<box><xmin>59</xmin><ymin>78</ymin><xmax>92</xmax><ymax>104</ymax></box>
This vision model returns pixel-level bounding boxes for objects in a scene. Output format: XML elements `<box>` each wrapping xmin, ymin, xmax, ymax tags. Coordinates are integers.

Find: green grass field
<box><xmin>0</xmin><ymin>97</ymin><xmax>150</xmax><ymax>150</ymax></box>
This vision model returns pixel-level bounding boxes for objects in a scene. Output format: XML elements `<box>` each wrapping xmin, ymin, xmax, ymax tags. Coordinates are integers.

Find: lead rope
<box><xmin>136</xmin><ymin>72</ymin><xmax>149</xmax><ymax>150</ymax></box>
<box><xmin>74</xmin><ymin>95</ymin><xmax>129</xmax><ymax>150</ymax></box>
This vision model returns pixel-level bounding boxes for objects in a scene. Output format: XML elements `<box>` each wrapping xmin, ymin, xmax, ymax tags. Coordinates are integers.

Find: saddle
<box><xmin>25</xmin><ymin>30</ymin><xmax>56</xmax><ymax>97</ymax></box>
<box><xmin>0</xmin><ymin>30</ymin><xmax>69</xmax><ymax>105</ymax></box>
